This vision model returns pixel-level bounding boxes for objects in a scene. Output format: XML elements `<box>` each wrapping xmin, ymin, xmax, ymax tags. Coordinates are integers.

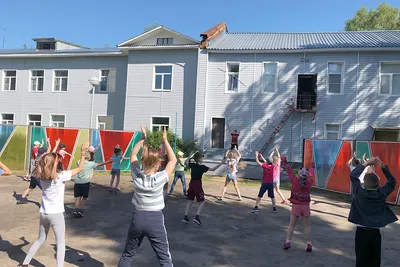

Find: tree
<box><xmin>145</xmin><ymin>129</ymin><xmax>197</xmax><ymax>156</ymax></box>
<box><xmin>144</xmin><ymin>23</ymin><xmax>160</xmax><ymax>32</ymax></box>
<box><xmin>345</xmin><ymin>3</ymin><xmax>400</xmax><ymax>31</ymax></box>
<box><xmin>23</xmin><ymin>44</ymin><xmax>27</xmax><ymax>49</ymax></box>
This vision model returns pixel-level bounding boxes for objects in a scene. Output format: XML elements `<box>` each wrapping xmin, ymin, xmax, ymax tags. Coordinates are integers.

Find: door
<box><xmin>212</xmin><ymin>118</ymin><xmax>225</xmax><ymax>148</ymax></box>
<box><xmin>297</xmin><ymin>74</ymin><xmax>317</xmax><ymax>110</ymax></box>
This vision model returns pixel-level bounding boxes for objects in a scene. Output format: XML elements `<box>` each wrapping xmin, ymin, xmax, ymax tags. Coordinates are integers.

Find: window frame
<box><xmin>96</xmin><ymin>115</ymin><xmax>114</xmax><ymax>130</ymax></box>
<box><xmin>324</xmin><ymin>123</ymin><xmax>342</xmax><ymax>140</ymax></box>
<box><xmin>152</xmin><ymin>64</ymin><xmax>173</xmax><ymax>92</ymax></box>
<box><xmin>150</xmin><ymin>116</ymin><xmax>171</xmax><ymax>132</ymax></box>
<box><xmin>53</xmin><ymin>70</ymin><xmax>69</xmax><ymax>92</ymax></box>
<box><xmin>326</xmin><ymin>62</ymin><xmax>345</xmax><ymax>95</ymax></box>
<box><xmin>50</xmin><ymin>114</ymin><xmax>66</xmax><ymax>128</ymax></box>
<box><xmin>156</xmin><ymin>38</ymin><xmax>173</xmax><ymax>45</ymax></box>
<box><xmin>1</xmin><ymin>113</ymin><xmax>15</xmax><ymax>125</ymax></box>
<box><xmin>2</xmin><ymin>70</ymin><xmax>17</xmax><ymax>91</ymax></box>
<box><xmin>379</xmin><ymin>61</ymin><xmax>400</xmax><ymax>96</ymax></box>
<box><xmin>225</xmin><ymin>62</ymin><xmax>240</xmax><ymax>94</ymax></box>
<box><xmin>30</xmin><ymin>70</ymin><xmax>45</xmax><ymax>92</ymax></box>
<box><xmin>27</xmin><ymin>113</ymin><xmax>42</xmax><ymax>127</ymax></box>
<box><xmin>262</xmin><ymin>62</ymin><xmax>279</xmax><ymax>93</ymax></box>
<box><xmin>98</xmin><ymin>69</ymin><xmax>111</xmax><ymax>92</ymax></box>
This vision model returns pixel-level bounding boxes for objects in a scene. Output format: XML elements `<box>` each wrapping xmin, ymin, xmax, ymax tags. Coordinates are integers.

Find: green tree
<box><xmin>345</xmin><ymin>3</ymin><xmax>400</xmax><ymax>31</ymax></box>
<box><xmin>144</xmin><ymin>23</ymin><xmax>160</xmax><ymax>32</ymax></box>
<box><xmin>145</xmin><ymin>129</ymin><xmax>197</xmax><ymax>156</ymax></box>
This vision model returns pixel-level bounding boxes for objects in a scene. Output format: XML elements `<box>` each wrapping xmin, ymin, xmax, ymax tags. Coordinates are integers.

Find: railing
<box><xmin>295</xmin><ymin>94</ymin><xmax>317</xmax><ymax>111</ymax></box>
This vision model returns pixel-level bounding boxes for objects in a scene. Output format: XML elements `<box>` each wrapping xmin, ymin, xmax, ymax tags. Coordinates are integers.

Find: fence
<box><xmin>0</xmin><ymin>125</ymin><xmax>142</xmax><ymax>171</ymax></box>
<box><xmin>304</xmin><ymin>139</ymin><xmax>400</xmax><ymax>205</ymax></box>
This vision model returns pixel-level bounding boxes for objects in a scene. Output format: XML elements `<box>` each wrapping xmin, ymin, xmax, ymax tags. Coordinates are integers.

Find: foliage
<box><xmin>144</xmin><ymin>23</ymin><xmax>160</xmax><ymax>32</ymax></box>
<box><xmin>145</xmin><ymin>129</ymin><xmax>198</xmax><ymax>156</ymax></box>
<box><xmin>345</xmin><ymin>3</ymin><xmax>400</xmax><ymax>31</ymax></box>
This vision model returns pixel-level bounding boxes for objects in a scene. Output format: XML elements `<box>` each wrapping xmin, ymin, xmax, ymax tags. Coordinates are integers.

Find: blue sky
<box><xmin>0</xmin><ymin>0</ymin><xmax>398</xmax><ymax>49</ymax></box>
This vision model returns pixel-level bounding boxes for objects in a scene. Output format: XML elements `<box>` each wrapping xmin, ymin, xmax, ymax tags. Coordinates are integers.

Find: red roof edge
<box><xmin>200</xmin><ymin>22</ymin><xmax>227</xmax><ymax>48</ymax></box>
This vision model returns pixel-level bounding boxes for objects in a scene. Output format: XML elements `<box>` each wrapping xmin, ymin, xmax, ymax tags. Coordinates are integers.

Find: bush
<box><xmin>145</xmin><ymin>129</ymin><xmax>197</xmax><ymax>156</ymax></box>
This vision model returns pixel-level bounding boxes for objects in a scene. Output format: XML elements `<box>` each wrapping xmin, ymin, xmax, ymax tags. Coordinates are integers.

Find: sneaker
<box><xmin>251</xmin><ymin>206</ymin><xmax>259</xmax><ymax>213</ymax></box>
<box><xmin>182</xmin><ymin>215</ymin><xmax>189</xmax><ymax>224</ymax></box>
<box><xmin>17</xmin><ymin>199</ymin><xmax>28</xmax><ymax>205</ymax></box>
<box><xmin>167</xmin><ymin>192</ymin><xmax>172</xmax><ymax>196</ymax></box>
<box><xmin>306</xmin><ymin>244</ymin><xmax>312</xmax><ymax>252</ymax></box>
<box><xmin>273</xmin><ymin>207</ymin><xmax>277</xmax><ymax>213</ymax></box>
<box><xmin>77</xmin><ymin>211</ymin><xmax>84</xmax><ymax>218</ymax></box>
<box><xmin>239</xmin><ymin>197</ymin><xmax>242</xmax><ymax>201</ymax></box>
<box><xmin>182</xmin><ymin>195</ymin><xmax>187</xmax><ymax>199</ymax></box>
<box><xmin>108</xmin><ymin>188</ymin><xmax>113</xmax><ymax>192</ymax></box>
<box><xmin>115</xmin><ymin>187</ymin><xmax>121</xmax><ymax>191</ymax></box>
<box><xmin>283</xmin><ymin>242</ymin><xmax>291</xmax><ymax>250</ymax></box>
<box><xmin>73</xmin><ymin>211</ymin><xmax>78</xmax><ymax>218</ymax></box>
<box><xmin>281</xmin><ymin>200</ymin><xmax>286</xmax><ymax>204</ymax></box>
<box><xmin>193</xmin><ymin>215</ymin><xmax>202</xmax><ymax>226</ymax></box>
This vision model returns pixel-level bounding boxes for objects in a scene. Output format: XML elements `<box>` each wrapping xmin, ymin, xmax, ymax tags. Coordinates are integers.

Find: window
<box><xmin>380</xmin><ymin>63</ymin><xmax>400</xmax><ymax>95</ymax></box>
<box><xmin>325</xmin><ymin>124</ymin><xmax>341</xmax><ymax>139</ymax></box>
<box><xmin>54</xmin><ymin>70</ymin><xmax>68</xmax><ymax>92</ymax></box>
<box><xmin>154</xmin><ymin>65</ymin><xmax>172</xmax><ymax>91</ymax></box>
<box><xmin>263</xmin><ymin>63</ymin><xmax>278</xmax><ymax>92</ymax></box>
<box><xmin>157</xmin><ymin>38</ymin><xmax>173</xmax><ymax>45</ymax></box>
<box><xmin>151</xmin><ymin>117</ymin><xmax>169</xmax><ymax>132</ymax></box>
<box><xmin>226</xmin><ymin>63</ymin><xmax>239</xmax><ymax>92</ymax></box>
<box><xmin>51</xmin><ymin>115</ymin><xmax>65</xmax><ymax>128</ymax></box>
<box><xmin>3</xmin><ymin>70</ymin><xmax>16</xmax><ymax>91</ymax></box>
<box><xmin>30</xmin><ymin>70</ymin><xmax>44</xmax><ymax>92</ymax></box>
<box><xmin>1</xmin><ymin>114</ymin><xmax>14</xmax><ymax>125</ymax></box>
<box><xmin>374</xmin><ymin>130</ymin><xmax>400</xmax><ymax>142</ymax></box>
<box><xmin>28</xmin><ymin>114</ymin><xmax>42</xmax><ymax>126</ymax></box>
<box><xmin>97</xmin><ymin>116</ymin><xmax>113</xmax><ymax>130</ymax></box>
<box><xmin>327</xmin><ymin>63</ymin><xmax>343</xmax><ymax>94</ymax></box>
<box><xmin>99</xmin><ymin>69</ymin><xmax>116</xmax><ymax>92</ymax></box>
<box><xmin>36</xmin><ymin>42</ymin><xmax>55</xmax><ymax>50</ymax></box>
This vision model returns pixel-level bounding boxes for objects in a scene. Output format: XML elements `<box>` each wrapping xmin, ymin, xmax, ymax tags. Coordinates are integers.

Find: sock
<box><xmin>286</xmin><ymin>239</ymin><xmax>291</xmax><ymax>243</ymax></box>
<box><xmin>307</xmin><ymin>241</ymin><xmax>312</xmax><ymax>245</ymax></box>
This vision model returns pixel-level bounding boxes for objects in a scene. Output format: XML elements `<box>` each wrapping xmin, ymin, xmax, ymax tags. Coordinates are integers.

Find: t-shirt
<box><xmin>175</xmin><ymin>158</ymin><xmax>187</xmax><ymax>172</ymax></box>
<box><xmin>131</xmin><ymin>163</ymin><xmax>169</xmax><ymax>211</ymax></box>
<box><xmin>39</xmin><ymin>170</ymin><xmax>72</xmax><ymax>214</ymax></box>
<box><xmin>226</xmin><ymin>158</ymin><xmax>238</xmax><ymax>174</ymax></box>
<box><xmin>349</xmin><ymin>164</ymin><xmax>367</xmax><ymax>183</ymax></box>
<box><xmin>32</xmin><ymin>147</ymin><xmax>39</xmax><ymax>160</ymax></box>
<box><xmin>273</xmin><ymin>159</ymin><xmax>281</xmax><ymax>181</ymax></box>
<box><xmin>262</xmin><ymin>163</ymin><xmax>274</xmax><ymax>184</ymax></box>
<box><xmin>231</xmin><ymin>133</ymin><xmax>239</xmax><ymax>144</ymax></box>
<box><xmin>75</xmin><ymin>161</ymin><xmax>97</xmax><ymax>184</ymax></box>
<box><xmin>189</xmin><ymin>163</ymin><xmax>209</xmax><ymax>180</ymax></box>
<box><xmin>112</xmin><ymin>155</ymin><xmax>122</xmax><ymax>169</ymax></box>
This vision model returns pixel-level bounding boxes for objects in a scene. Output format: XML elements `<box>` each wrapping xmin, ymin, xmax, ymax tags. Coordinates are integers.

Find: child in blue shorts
<box><xmin>109</xmin><ymin>145</ymin><xmax>128</xmax><ymax>192</ymax></box>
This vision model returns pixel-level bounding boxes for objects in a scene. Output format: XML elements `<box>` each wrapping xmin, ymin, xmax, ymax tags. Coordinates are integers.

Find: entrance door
<box><xmin>212</xmin><ymin>118</ymin><xmax>225</xmax><ymax>148</ymax></box>
<box><xmin>297</xmin><ymin>74</ymin><xmax>317</xmax><ymax>110</ymax></box>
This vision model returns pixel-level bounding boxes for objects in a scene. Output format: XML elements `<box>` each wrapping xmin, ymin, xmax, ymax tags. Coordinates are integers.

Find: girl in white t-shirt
<box><xmin>220</xmin><ymin>148</ymin><xmax>242</xmax><ymax>201</ymax></box>
<box><xmin>18</xmin><ymin>142</ymin><xmax>89</xmax><ymax>267</ymax></box>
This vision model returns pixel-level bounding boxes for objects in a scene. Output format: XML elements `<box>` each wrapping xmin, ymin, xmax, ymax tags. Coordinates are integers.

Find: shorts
<box><xmin>226</xmin><ymin>172</ymin><xmax>237</xmax><ymax>182</ymax></box>
<box><xmin>29</xmin><ymin>176</ymin><xmax>42</xmax><ymax>190</ymax></box>
<box><xmin>74</xmin><ymin>183</ymin><xmax>90</xmax><ymax>199</ymax></box>
<box><xmin>273</xmin><ymin>180</ymin><xmax>280</xmax><ymax>187</ymax></box>
<box><xmin>111</xmin><ymin>169</ymin><xmax>121</xmax><ymax>175</ymax></box>
<box><xmin>186</xmin><ymin>180</ymin><xmax>205</xmax><ymax>202</ymax></box>
<box><xmin>291</xmin><ymin>204</ymin><xmax>311</xmax><ymax>217</ymax></box>
<box><xmin>258</xmin><ymin>183</ymin><xmax>274</xmax><ymax>199</ymax></box>
<box><xmin>230</xmin><ymin>144</ymin><xmax>238</xmax><ymax>150</ymax></box>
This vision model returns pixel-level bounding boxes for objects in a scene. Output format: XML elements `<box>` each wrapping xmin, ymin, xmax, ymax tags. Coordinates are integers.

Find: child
<box><xmin>168</xmin><ymin>151</ymin><xmax>187</xmax><ymax>198</ymax></box>
<box><xmin>281</xmin><ymin>156</ymin><xmax>313</xmax><ymax>252</ymax></box>
<box><xmin>17</xmin><ymin>142</ymin><xmax>89</xmax><ymax>267</ymax></box>
<box><xmin>0</xmin><ymin>161</ymin><xmax>11</xmax><ymax>176</ymax></box>
<box><xmin>109</xmin><ymin>145</ymin><xmax>128</xmax><ymax>192</ymax></box>
<box><xmin>24</xmin><ymin>140</ymin><xmax>44</xmax><ymax>181</ymax></box>
<box><xmin>252</xmin><ymin>151</ymin><xmax>276</xmax><ymax>213</ymax></box>
<box><xmin>88</xmin><ymin>142</ymin><xmax>101</xmax><ymax>153</ymax></box>
<box><xmin>182</xmin><ymin>151</ymin><xmax>224</xmax><ymax>226</ymax></box>
<box><xmin>58</xmin><ymin>144</ymin><xmax>73</xmax><ymax>160</ymax></box>
<box><xmin>348</xmin><ymin>157</ymin><xmax>397</xmax><ymax>267</ymax></box>
<box><xmin>220</xmin><ymin>147</ymin><xmax>242</xmax><ymax>201</ymax></box>
<box><xmin>73</xmin><ymin>152</ymin><xmax>110</xmax><ymax>218</ymax></box>
<box><xmin>118</xmin><ymin>126</ymin><xmax>176</xmax><ymax>267</ymax></box>
<box><xmin>227</xmin><ymin>124</ymin><xmax>240</xmax><ymax>150</ymax></box>
<box><xmin>269</xmin><ymin>146</ymin><xmax>286</xmax><ymax>204</ymax></box>
<box><xmin>348</xmin><ymin>152</ymin><xmax>370</xmax><ymax>187</ymax></box>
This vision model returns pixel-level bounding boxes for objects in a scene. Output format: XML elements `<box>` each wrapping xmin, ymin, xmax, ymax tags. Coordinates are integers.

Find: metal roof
<box><xmin>207</xmin><ymin>31</ymin><xmax>400</xmax><ymax>51</ymax></box>
<box><xmin>0</xmin><ymin>48</ymin><xmax>121</xmax><ymax>55</ymax></box>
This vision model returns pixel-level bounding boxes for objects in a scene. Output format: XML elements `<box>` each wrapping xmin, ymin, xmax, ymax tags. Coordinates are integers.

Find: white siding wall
<box><xmin>0</xmin><ymin>56</ymin><xmax>127</xmax><ymax>129</ymax></box>
<box><xmin>197</xmin><ymin>51</ymin><xmax>400</xmax><ymax>162</ymax></box>
<box><xmin>124</xmin><ymin>49</ymin><xmax>198</xmax><ymax>138</ymax></box>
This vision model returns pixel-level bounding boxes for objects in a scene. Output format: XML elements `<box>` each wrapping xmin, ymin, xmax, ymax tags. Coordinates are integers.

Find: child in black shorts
<box><xmin>182</xmin><ymin>151</ymin><xmax>224</xmax><ymax>226</ymax></box>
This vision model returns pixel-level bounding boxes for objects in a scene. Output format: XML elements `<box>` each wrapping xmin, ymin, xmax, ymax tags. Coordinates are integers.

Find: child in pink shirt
<box><xmin>281</xmin><ymin>156</ymin><xmax>313</xmax><ymax>252</ymax></box>
<box><xmin>269</xmin><ymin>146</ymin><xmax>286</xmax><ymax>204</ymax></box>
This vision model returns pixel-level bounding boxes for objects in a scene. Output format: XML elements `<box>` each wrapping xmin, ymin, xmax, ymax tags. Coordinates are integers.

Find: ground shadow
<box><xmin>13</xmin><ymin>191</ymin><xmax>40</xmax><ymax>208</ymax></box>
<box><xmin>51</xmin><ymin>245</ymin><xmax>105</xmax><ymax>267</ymax></box>
<box><xmin>0</xmin><ymin>236</ymin><xmax>45</xmax><ymax>267</ymax></box>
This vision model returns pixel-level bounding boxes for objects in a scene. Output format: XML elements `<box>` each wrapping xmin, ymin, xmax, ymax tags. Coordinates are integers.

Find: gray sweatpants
<box><xmin>23</xmin><ymin>212</ymin><xmax>65</xmax><ymax>267</ymax></box>
<box><xmin>118</xmin><ymin>209</ymin><xmax>173</xmax><ymax>267</ymax></box>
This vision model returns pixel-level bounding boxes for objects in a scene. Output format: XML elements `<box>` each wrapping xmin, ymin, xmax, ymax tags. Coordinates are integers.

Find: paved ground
<box><xmin>1</xmin><ymin>174</ymin><xmax>400</xmax><ymax>267</ymax></box>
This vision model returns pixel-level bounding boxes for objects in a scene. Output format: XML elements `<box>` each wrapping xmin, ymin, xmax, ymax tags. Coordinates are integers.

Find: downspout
<box><xmin>250</xmin><ymin>53</ymin><xmax>256</xmax><ymax>153</ymax></box>
<box><xmin>354</xmin><ymin>52</ymin><xmax>360</xmax><ymax>140</ymax></box>
<box><xmin>202</xmin><ymin>51</ymin><xmax>209</xmax><ymax>151</ymax></box>
<box><xmin>303</xmin><ymin>52</ymin><xmax>306</xmax><ymax>73</ymax></box>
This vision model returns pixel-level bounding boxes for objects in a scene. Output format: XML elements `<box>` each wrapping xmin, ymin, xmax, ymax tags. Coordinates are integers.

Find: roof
<box><xmin>371</xmin><ymin>125</ymin><xmax>400</xmax><ymax>131</ymax></box>
<box><xmin>0</xmin><ymin>48</ymin><xmax>122</xmax><ymax>57</ymax></box>
<box><xmin>200</xmin><ymin>22</ymin><xmax>227</xmax><ymax>49</ymax></box>
<box><xmin>32</xmin><ymin>38</ymin><xmax>89</xmax><ymax>49</ymax></box>
<box><xmin>207</xmin><ymin>31</ymin><xmax>400</xmax><ymax>51</ymax></box>
<box><xmin>118</xmin><ymin>25</ymin><xmax>199</xmax><ymax>47</ymax></box>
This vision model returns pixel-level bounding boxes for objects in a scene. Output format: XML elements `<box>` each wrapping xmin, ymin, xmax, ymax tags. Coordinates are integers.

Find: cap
<box><xmin>88</xmin><ymin>146</ymin><xmax>95</xmax><ymax>152</ymax></box>
<box><xmin>177</xmin><ymin>151</ymin><xmax>184</xmax><ymax>157</ymax></box>
<box><xmin>33</xmin><ymin>141</ymin><xmax>40</xmax><ymax>145</ymax></box>
<box><xmin>299</xmin><ymin>168</ymin><xmax>309</xmax><ymax>178</ymax></box>
<box><xmin>266</xmin><ymin>157</ymin><xmax>273</xmax><ymax>164</ymax></box>
<box><xmin>38</xmin><ymin>147</ymin><xmax>47</xmax><ymax>155</ymax></box>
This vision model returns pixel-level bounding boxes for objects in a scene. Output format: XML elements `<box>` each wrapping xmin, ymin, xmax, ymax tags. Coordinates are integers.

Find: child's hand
<box><xmin>140</xmin><ymin>125</ymin><xmax>147</xmax><ymax>139</ymax></box>
<box><xmin>56</xmin><ymin>138</ymin><xmax>60</xmax><ymax>144</ymax></box>
<box><xmin>46</xmin><ymin>138</ymin><xmax>50</xmax><ymax>144</ymax></box>
<box><xmin>81</xmin><ymin>142</ymin><xmax>89</xmax><ymax>153</ymax></box>
<box><xmin>162</xmin><ymin>126</ymin><xmax>168</xmax><ymax>141</ymax></box>
<box><xmin>364</xmin><ymin>157</ymin><xmax>378</xmax><ymax>166</ymax></box>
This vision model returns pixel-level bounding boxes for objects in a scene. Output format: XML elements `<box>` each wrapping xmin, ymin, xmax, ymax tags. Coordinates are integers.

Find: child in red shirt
<box><xmin>281</xmin><ymin>156</ymin><xmax>313</xmax><ymax>252</ymax></box>
<box><xmin>251</xmin><ymin>151</ymin><xmax>276</xmax><ymax>213</ymax></box>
